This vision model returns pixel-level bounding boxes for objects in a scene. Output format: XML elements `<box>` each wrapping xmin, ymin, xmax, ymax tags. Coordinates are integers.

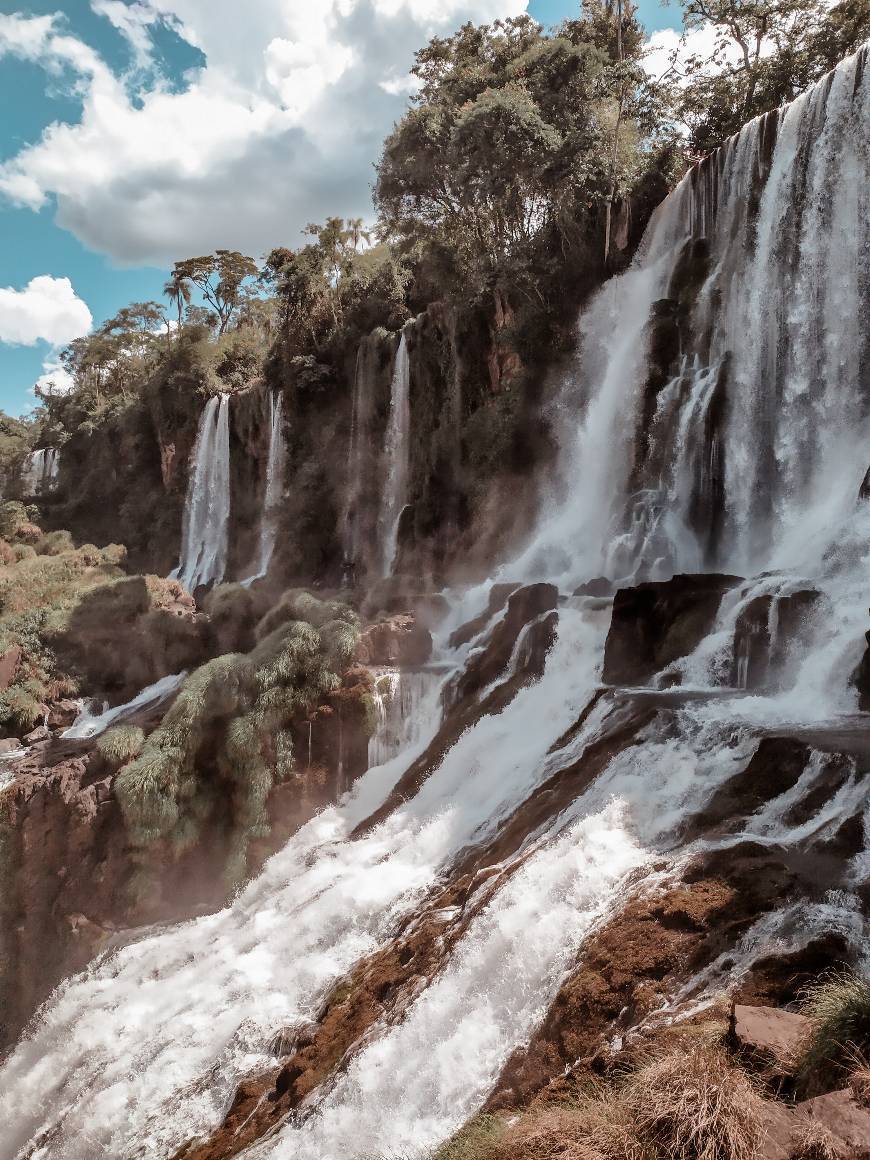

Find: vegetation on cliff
<box><xmin>115</xmin><ymin>591</ymin><xmax>363</xmax><ymax>889</ymax></box>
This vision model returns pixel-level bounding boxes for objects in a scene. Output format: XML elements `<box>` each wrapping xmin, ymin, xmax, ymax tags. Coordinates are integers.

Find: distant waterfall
<box><xmin>379</xmin><ymin>332</ymin><xmax>411</xmax><ymax>576</ymax></box>
<box><xmin>21</xmin><ymin>448</ymin><xmax>59</xmax><ymax>496</ymax></box>
<box><xmin>171</xmin><ymin>394</ymin><xmax>231</xmax><ymax>592</ymax></box>
<box><xmin>244</xmin><ymin>392</ymin><xmax>287</xmax><ymax>584</ymax></box>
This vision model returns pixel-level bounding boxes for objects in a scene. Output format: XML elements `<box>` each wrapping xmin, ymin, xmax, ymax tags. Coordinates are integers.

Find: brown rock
<box><xmin>47</xmin><ymin>699</ymin><xmax>81</xmax><ymax>730</ymax></box>
<box><xmin>0</xmin><ymin>737</ymin><xmax>22</xmax><ymax>756</ymax></box>
<box><xmin>603</xmin><ymin>573</ymin><xmax>742</xmax><ymax>686</ymax></box>
<box><xmin>0</xmin><ymin>644</ymin><xmax>21</xmax><ymax>691</ymax></box>
<box><xmin>758</xmin><ymin>1100</ymin><xmax>799</xmax><ymax>1160</ymax></box>
<box><xmin>796</xmin><ymin>1088</ymin><xmax>870</xmax><ymax>1157</ymax></box>
<box><xmin>449</xmin><ymin>582</ymin><xmax>521</xmax><ymax>650</ymax></box>
<box><xmin>23</xmin><ymin>725</ymin><xmax>49</xmax><ymax>744</ymax></box>
<box><xmin>356</xmin><ymin>613</ymin><xmax>432</xmax><ymax>667</ymax></box>
<box><xmin>729</xmin><ymin>1003</ymin><xmax>810</xmax><ymax>1077</ymax></box>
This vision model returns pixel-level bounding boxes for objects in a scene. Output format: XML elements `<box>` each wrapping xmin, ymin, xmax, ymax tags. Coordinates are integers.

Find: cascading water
<box><xmin>171</xmin><ymin>394</ymin><xmax>231</xmax><ymax>593</ymax></box>
<box><xmin>244</xmin><ymin>392</ymin><xmax>287</xmax><ymax>584</ymax></box>
<box><xmin>2</xmin><ymin>47</ymin><xmax>870</xmax><ymax>1160</ymax></box>
<box><xmin>378</xmin><ymin>331</ymin><xmax>411</xmax><ymax>576</ymax></box>
<box><xmin>20</xmin><ymin>448</ymin><xmax>59</xmax><ymax>496</ymax></box>
<box><xmin>343</xmin><ymin>336</ymin><xmax>379</xmax><ymax>580</ymax></box>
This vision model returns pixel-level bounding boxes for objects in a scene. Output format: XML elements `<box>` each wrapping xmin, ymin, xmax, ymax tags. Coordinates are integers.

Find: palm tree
<box><xmin>163</xmin><ymin>270</ymin><xmax>192</xmax><ymax>334</ymax></box>
<box><xmin>346</xmin><ymin>217</ymin><xmax>371</xmax><ymax>252</ymax></box>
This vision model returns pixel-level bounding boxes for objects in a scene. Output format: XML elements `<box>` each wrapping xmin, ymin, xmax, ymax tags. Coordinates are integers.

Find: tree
<box><xmin>163</xmin><ymin>270</ymin><xmax>192</xmax><ymax>330</ymax></box>
<box><xmin>171</xmin><ymin>250</ymin><xmax>258</xmax><ymax>335</ymax></box>
<box><xmin>667</xmin><ymin>0</ymin><xmax>870</xmax><ymax>152</ymax></box>
<box><xmin>374</xmin><ymin>9</ymin><xmax>652</xmax><ymax>297</ymax></box>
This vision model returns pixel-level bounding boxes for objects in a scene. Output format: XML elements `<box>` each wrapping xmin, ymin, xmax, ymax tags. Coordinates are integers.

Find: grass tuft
<box><xmin>797</xmin><ymin>972</ymin><xmax>870</xmax><ymax>1097</ymax></box>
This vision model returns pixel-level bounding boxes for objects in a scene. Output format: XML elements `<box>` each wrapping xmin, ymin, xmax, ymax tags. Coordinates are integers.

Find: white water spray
<box><xmin>379</xmin><ymin>331</ymin><xmax>411</xmax><ymax>576</ymax></box>
<box><xmin>171</xmin><ymin>394</ymin><xmax>231</xmax><ymax>593</ymax></box>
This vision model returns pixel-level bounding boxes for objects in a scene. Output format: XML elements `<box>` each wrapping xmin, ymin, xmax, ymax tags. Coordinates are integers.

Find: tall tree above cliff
<box><xmin>374</xmin><ymin>8</ymin><xmax>655</xmax><ymax>299</ymax></box>
<box><xmin>171</xmin><ymin>251</ymin><xmax>258</xmax><ymax>336</ymax></box>
<box><xmin>669</xmin><ymin>0</ymin><xmax>870</xmax><ymax>152</ymax></box>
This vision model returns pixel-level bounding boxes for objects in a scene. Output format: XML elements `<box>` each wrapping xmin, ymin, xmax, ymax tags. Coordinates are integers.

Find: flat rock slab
<box><xmin>797</xmin><ymin>1087</ymin><xmax>870</xmax><ymax>1156</ymax></box>
<box><xmin>731</xmin><ymin>1003</ymin><xmax>810</xmax><ymax>1075</ymax></box>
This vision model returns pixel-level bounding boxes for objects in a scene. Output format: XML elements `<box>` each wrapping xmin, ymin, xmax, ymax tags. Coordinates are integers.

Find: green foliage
<box><xmin>97</xmin><ymin>724</ymin><xmax>145</xmax><ymax>768</ymax></box>
<box><xmin>797</xmin><ymin>971</ymin><xmax>870</xmax><ymax>1096</ymax></box>
<box><xmin>375</xmin><ymin>9</ymin><xmax>654</xmax><ymax>298</ymax></box>
<box><xmin>116</xmin><ymin>594</ymin><xmax>360</xmax><ymax>888</ymax></box>
<box><xmin>255</xmin><ymin>588</ymin><xmax>358</xmax><ymax>640</ymax></box>
<box><xmin>171</xmin><ymin>251</ymin><xmax>258</xmax><ymax>336</ymax></box>
<box><xmin>0</xmin><ymin>537</ymin><xmax>128</xmax><ymax>734</ymax></box>
<box><xmin>667</xmin><ymin>0</ymin><xmax>870</xmax><ymax>153</ymax></box>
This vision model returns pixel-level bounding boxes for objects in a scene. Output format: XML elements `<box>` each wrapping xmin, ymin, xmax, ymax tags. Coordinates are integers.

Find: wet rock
<box><xmin>356</xmin><ymin>613</ymin><xmax>432</xmax><ymax>667</ymax></box>
<box><xmin>449</xmin><ymin>582</ymin><xmax>521</xmax><ymax>649</ymax></box>
<box><xmin>729</xmin><ymin>1003</ymin><xmax>810</xmax><ymax>1077</ymax></box>
<box><xmin>730</xmin><ymin>589</ymin><xmax>821</xmax><ymax>689</ymax></box>
<box><xmin>0</xmin><ymin>737</ymin><xmax>22</xmax><ymax>755</ymax></box>
<box><xmin>852</xmin><ymin>612</ymin><xmax>870</xmax><ymax>710</ymax></box>
<box><xmin>572</xmin><ymin>577</ymin><xmax>614</xmax><ymax>598</ymax></box>
<box><xmin>603</xmin><ymin>573</ymin><xmax>742</xmax><ymax>685</ymax></box>
<box><xmin>689</xmin><ymin>737</ymin><xmax>812</xmax><ymax>835</ymax></box>
<box><xmin>23</xmin><ymin>725</ymin><xmax>49</xmax><ymax>744</ymax></box>
<box><xmin>46</xmin><ymin>699</ymin><xmax>81</xmax><ymax>730</ymax></box>
<box><xmin>453</xmin><ymin>583</ymin><xmax>558</xmax><ymax>703</ymax></box>
<box><xmin>796</xmin><ymin>1087</ymin><xmax>870</xmax><ymax>1156</ymax></box>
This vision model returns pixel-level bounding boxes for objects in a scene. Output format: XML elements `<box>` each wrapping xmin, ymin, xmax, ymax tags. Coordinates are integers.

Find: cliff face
<box><xmin>35</xmin><ymin>293</ymin><xmax>567</xmax><ymax>592</ymax></box>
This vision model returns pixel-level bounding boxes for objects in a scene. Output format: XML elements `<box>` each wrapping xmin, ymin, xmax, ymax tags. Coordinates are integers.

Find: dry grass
<box><xmin>623</xmin><ymin>1044</ymin><xmax>766</xmax><ymax>1160</ymax></box>
<box><xmin>420</xmin><ymin>1044</ymin><xmax>766</xmax><ymax>1160</ymax></box>
<box><xmin>788</xmin><ymin>1121</ymin><xmax>844</xmax><ymax>1160</ymax></box>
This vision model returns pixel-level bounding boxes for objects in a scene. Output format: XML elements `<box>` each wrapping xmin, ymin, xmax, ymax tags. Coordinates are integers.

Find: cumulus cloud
<box><xmin>0</xmin><ymin>275</ymin><xmax>93</xmax><ymax>347</ymax></box>
<box><xmin>0</xmin><ymin>0</ymin><xmax>529</xmax><ymax>265</ymax></box>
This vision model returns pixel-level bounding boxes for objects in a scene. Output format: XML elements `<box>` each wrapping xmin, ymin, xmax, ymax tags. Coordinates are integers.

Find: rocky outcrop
<box><xmin>356</xmin><ymin>613</ymin><xmax>432</xmax><ymax>667</ymax></box>
<box><xmin>730</xmin><ymin>589</ymin><xmax>821</xmax><ymax>689</ymax></box>
<box><xmin>729</xmin><ymin>1004</ymin><xmax>810</xmax><ymax>1080</ymax></box>
<box><xmin>603</xmin><ymin>573</ymin><xmax>742</xmax><ymax>685</ymax></box>
<box><xmin>0</xmin><ymin>663</ymin><xmax>376</xmax><ymax>1049</ymax></box>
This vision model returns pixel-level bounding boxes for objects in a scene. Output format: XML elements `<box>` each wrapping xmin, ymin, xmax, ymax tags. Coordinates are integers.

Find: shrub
<box><xmin>35</xmin><ymin>529</ymin><xmax>75</xmax><ymax>556</ymax></box>
<box><xmin>255</xmin><ymin>588</ymin><xmax>358</xmax><ymax>640</ymax></box>
<box><xmin>116</xmin><ymin>610</ymin><xmax>357</xmax><ymax>887</ymax></box>
<box><xmin>789</xmin><ymin>1121</ymin><xmax>844</xmax><ymax>1160</ymax></box>
<box><xmin>797</xmin><ymin>973</ymin><xmax>870</xmax><ymax>1097</ymax></box>
<box><xmin>624</xmin><ymin>1044</ymin><xmax>765</xmax><ymax>1160</ymax></box>
<box><xmin>204</xmin><ymin>582</ymin><xmax>257</xmax><ymax>654</ymax></box>
<box><xmin>97</xmin><ymin>724</ymin><xmax>145</xmax><ymax>768</ymax></box>
<box><xmin>432</xmin><ymin>1116</ymin><xmax>504</xmax><ymax>1160</ymax></box>
<box><xmin>0</xmin><ymin>502</ymin><xmax>28</xmax><ymax>540</ymax></box>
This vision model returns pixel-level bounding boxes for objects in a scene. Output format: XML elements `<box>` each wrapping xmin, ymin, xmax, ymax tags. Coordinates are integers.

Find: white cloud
<box><xmin>0</xmin><ymin>1</ymin><xmax>529</xmax><ymax>265</ymax></box>
<box><xmin>0</xmin><ymin>275</ymin><xmax>93</xmax><ymax>347</ymax></box>
<box><xmin>643</xmin><ymin>23</ymin><xmax>762</xmax><ymax>83</ymax></box>
<box><xmin>34</xmin><ymin>356</ymin><xmax>76</xmax><ymax>396</ymax></box>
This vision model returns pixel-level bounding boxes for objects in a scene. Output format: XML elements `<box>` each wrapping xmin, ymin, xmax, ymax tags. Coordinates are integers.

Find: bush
<box><xmin>35</xmin><ymin>529</ymin><xmax>75</xmax><ymax>556</ymax></box>
<box><xmin>624</xmin><ymin>1044</ymin><xmax>765</xmax><ymax>1160</ymax></box>
<box><xmin>255</xmin><ymin>588</ymin><xmax>358</xmax><ymax>641</ymax></box>
<box><xmin>116</xmin><ymin>609</ymin><xmax>358</xmax><ymax>887</ymax></box>
<box><xmin>797</xmin><ymin>973</ymin><xmax>870</xmax><ymax>1097</ymax></box>
<box><xmin>97</xmin><ymin>724</ymin><xmax>145</xmax><ymax>768</ymax></box>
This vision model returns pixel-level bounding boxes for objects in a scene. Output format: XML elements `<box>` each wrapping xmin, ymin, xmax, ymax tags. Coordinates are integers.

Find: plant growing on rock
<box><xmin>116</xmin><ymin>593</ymin><xmax>361</xmax><ymax>891</ymax></box>
<box><xmin>96</xmin><ymin>725</ymin><xmax>145</xmax><ymax>768</ymax></box>
<box><xmin>796</xmin><ymin>972</ymin><xmax>870</xmax><ymax>1097</ymax></box>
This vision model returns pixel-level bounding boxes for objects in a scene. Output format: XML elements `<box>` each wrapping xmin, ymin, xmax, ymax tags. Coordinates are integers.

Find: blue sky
<box><xmin>0</xmin><ymin>0</ymin><xmax>681</xmax><ymax>417</ymax></box>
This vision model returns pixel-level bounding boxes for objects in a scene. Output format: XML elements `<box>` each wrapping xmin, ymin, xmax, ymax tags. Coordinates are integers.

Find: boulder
<box><xmin>730</xmin><ymin>589</ymin><xmax>821</xmax><ymax>689</ymax></box>
<box><xmin>796</xmin><ymin>1087</ymin><xmax>870</xmax><ymax>1157</ymax></box>
<box><xmin>0</xmin><ymin>737</ymin><xmax>22</xmax><ymax>755</ymax></box>
<box><xmin>452</xmin><ymin>583</ymin><xmax>558</xmax><ymax>703</ymax></box>
<box><xmin>23</xmin><ymin>725</ymin><xmax>49</xmax><ymax>745</ymax></box>
<box><xmin>572</xmin><ymin>577</ymin><xmax>614</xmax><ymax>598</ymax></box>
<box><xmin>356</xmin><ymin>614</ymin><xmax>432</xmax><ymax>667</ymax></box>
<box><xmin>729</xmin><ymin>1003</ymin><xmax>810</xmax><ymax>1077</ymax></box>
<box><xmin>47</xmin><ymin>699</ymin><xmax>81</xmax><ymax>730</ymax></box>
<box><xmin>449</xmin><ymin>582</ymin><xmax>521</xmax><ymax>650</ymax></box>
<box><xmin>0</xmin><ymin>644</ymin><xmax>21</xmax><ymax>691</ymax></box>
<box><xmin>603</xmin><ymin>573</ymin><xmax>742</xmax><ymax>686</ymax></box>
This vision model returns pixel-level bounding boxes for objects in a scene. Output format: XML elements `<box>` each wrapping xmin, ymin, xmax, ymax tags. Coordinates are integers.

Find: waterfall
<box><xmin>508</xmin><ymin>44</ymin><xmax>870</xmax><ymax>591</ymax></box>
<box><xmin>244</xmin><ymin>392</ymin><xmax>287</xmax><ymax>584</ymax></box>
<box><xmin>2</xmin><ymin>48</ymin><xmax>870</xmax><ymax>1160</ymax></box>
<box><xmin>379</xmin><ymin>332</ymin><xmax>411</xmax><ymax>576</ymax></box>
<box><xmin>367</xmin><ymin>666</ymin><xmax>440</xmax><ymax>768</ymax></box>
<box><xmin>61</xmin><ymin>672</ymin><xmax>188</xmax><ymax>740</ymax></box>
<box><xmin>21</xmin><ymin>448</ymin><xmax>59</xmax><ymax>496</ymax></box>
<box><xmin>171</xmin><ymin>394</ymin><xmax>231</xmax><ymax>593</ymax></box>
<box><xmin>343</xmin><ymin>336</ymin><xmax>378</xmax><ymax>579</ymax></box>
